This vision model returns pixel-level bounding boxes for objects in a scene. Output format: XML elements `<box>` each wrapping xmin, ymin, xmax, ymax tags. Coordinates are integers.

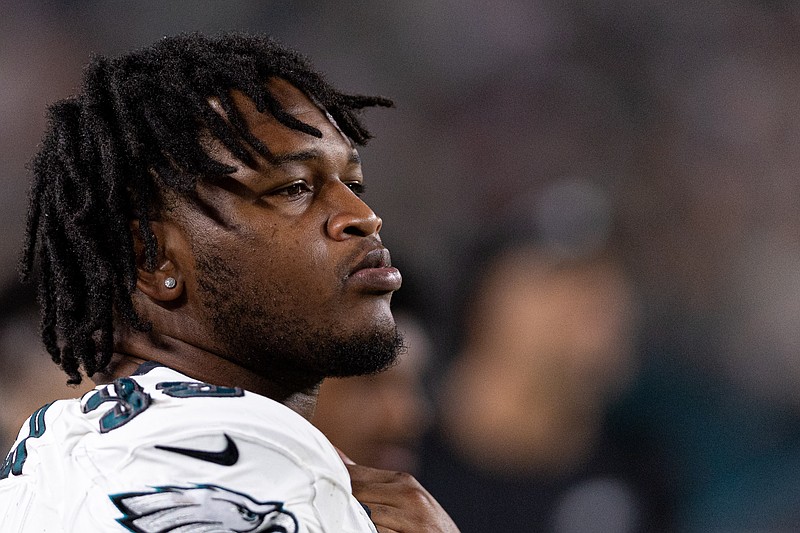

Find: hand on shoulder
<box><xmin>339</xmin><ymin>449</ymin><xmax>460</xmax><ymax>533</ymax></box>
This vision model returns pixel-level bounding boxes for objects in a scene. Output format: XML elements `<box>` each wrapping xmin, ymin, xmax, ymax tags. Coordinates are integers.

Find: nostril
<box><xmin>344</xmin><ymin>226</ymin><xmax>367</xmax><ymax>237</ymax></box>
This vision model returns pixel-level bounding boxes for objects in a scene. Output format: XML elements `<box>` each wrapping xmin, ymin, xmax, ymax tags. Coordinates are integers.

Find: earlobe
<box><xmin>136</xmin><ymin>259</ymin><xmax>184</xmax><ymax>302</ymax></box>
<box><xmin>131</xmin><ymin>220</ymin><xmax>185</xmax><ymax>303</ymax></box>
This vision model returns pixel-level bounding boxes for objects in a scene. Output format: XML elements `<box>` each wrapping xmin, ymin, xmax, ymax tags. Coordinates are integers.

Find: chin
<box><xmin>351</xmin><ymin>296</ymin><xmax>396</xmax><ymax>325</ymax></box>
<box><xmin>314</xmin><ymin>323</ymin><xmax>402</xmax><ymax>378</ymax></box>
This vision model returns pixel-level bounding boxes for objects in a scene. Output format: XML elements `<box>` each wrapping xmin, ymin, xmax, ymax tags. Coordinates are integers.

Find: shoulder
<box><xmin>1</xmin><ymin>365</ymin><xmax>372</xmax><ymax>532</ymax></box>
<box><xmin>79</xmin><ymin>365</ymin><xmax>345</xmax><ymax>480</ymax></box>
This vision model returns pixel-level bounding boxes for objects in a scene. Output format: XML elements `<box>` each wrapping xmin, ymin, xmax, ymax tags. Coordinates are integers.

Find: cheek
<box><xmin>307</xmin><ymin>239</ymin><xmax>331</xmax><ymax>271</ymax></box>
<box><xmin>259</xmin><ymin>216</ymin><xmax>325</xmax><ymax>259</ymax></box>
<box><xmin>204</xmin><ymin>209</ymin><xmax>343</xmax><ymax>306</ymax></box>
<box><xmin>243</xmin><ymin>235</ymin><xmax>338</xmax><ymax>302</ymax></box>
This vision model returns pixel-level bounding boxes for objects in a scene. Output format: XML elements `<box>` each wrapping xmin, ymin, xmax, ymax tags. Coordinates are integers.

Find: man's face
<box><xmin>164</xmin><ymin>79</ymin><xmax>402</xmax><ymax>380</ymax></box>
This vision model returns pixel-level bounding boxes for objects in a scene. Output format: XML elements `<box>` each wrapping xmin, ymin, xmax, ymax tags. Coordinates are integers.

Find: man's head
<box><xmin>22</xmin><ymin>33</ymin><xmax>401</xmax><ymax>385</ymax></box>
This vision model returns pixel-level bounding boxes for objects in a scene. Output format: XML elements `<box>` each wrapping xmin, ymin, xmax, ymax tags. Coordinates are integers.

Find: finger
<box><xmin>361</xmin><ymin>502</ymin><xmax>408</xmax><ymax>523</ymax></box>
<box><xmin>349</xmin><ymin>468</ymin><xmax>424</xmax><ymax>502</ymax></box>
<box><xmin>364</xmin><ymin>500</ymin><xmax>441</xmax><ymax>533</ymax></box>
<box><xmin>345</xmin><ymin>464</ymin><xmax>461</xmax><ymax>531</ymax></box>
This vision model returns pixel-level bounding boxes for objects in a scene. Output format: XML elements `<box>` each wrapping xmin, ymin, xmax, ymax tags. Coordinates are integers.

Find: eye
<box><xmin>237</xmin><ymin>505</ymin><xmax>259</xmax><ymax>522</ymax></box>
<box><xmin>272</xmin><ymin>181</ymin><xmax>312</xmax><ymax>198</ymax></box>
<box><xmin>345</xmin><ymin>182</ymin><xmax>365</xmax><ymax>197</ymax></box>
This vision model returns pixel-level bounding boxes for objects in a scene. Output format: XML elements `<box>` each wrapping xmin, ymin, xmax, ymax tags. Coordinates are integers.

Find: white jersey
<box><xmin>0</xmin><ymin>363</ymin><xmax>378</xmax><ymax>533</ymax></box>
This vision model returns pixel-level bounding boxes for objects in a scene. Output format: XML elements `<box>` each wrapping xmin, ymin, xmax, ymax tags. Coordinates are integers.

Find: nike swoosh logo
<box><xmin>155</xmin><ymin>433</ymin><xmax>239</xmax><ymax>466</ymax></box>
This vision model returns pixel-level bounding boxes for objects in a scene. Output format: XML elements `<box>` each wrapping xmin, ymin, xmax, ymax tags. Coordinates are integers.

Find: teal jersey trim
<box><xmin>0</xmin><ymin>402</ymin><xmax>54</xmax><ymax>479</ymax></box>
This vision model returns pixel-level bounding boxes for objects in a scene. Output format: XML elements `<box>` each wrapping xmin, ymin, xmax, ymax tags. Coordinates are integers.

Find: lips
<box><xmin>352</xmin><ymin>248</ymin><xmax>391</xmax><ymax>272</ymax></box>
<box><xmin>347</xmin><ymin>248</ymin><xmax>402</xmax><ymax>293</ymax></box>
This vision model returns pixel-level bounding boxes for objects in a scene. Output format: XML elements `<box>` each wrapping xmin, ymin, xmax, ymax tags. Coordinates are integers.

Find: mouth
<box><xmin>347</xmin><ymin>248</ymin><xmax>402</xmax><ymax>293</ymax></box>
<box><xmin>351</xmin><ymin>248</ymin><xmax>391</xmax><ymax>272</ymax></box>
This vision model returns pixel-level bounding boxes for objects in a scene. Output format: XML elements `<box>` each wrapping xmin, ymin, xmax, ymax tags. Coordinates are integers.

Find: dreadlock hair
<box><xmin>20</xmin><ymin>32</ymin><xmax>394</xmax><ymax>385</ymax></box>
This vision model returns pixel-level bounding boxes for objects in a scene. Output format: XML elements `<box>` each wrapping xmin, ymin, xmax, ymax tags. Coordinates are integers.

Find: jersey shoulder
<box><xmin>0</xmin><ymin>364</ymin><xmax>373</xmax><ymax>532</ymax></box>
<box><xmin>79</xmin><ymin>364</ymin><xmax>344</xmax><ymax>478</ymax></box>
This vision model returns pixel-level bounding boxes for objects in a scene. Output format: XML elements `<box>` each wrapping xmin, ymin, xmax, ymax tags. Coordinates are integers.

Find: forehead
<box><xmin>218</xmin><ymin>78</ymin><xmax>352</xmax><ymax>157</ymax></box>
<box><xmin>166</xmin><ymin>79</ymin><xmax>358</xmax><ymax>222</ymax></box>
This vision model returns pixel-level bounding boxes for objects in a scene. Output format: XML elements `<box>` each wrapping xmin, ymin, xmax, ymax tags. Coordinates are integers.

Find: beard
<box><xmin>193</xmin><ymin>248</ymin><xmax>402</xmax><ymax>380</ymax></box>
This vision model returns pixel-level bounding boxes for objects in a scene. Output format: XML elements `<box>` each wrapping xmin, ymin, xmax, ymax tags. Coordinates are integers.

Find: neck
<box><xmin>95</xmin><ymin>331</ymin><xmax>322</xmax><ymax>420</ymax></box>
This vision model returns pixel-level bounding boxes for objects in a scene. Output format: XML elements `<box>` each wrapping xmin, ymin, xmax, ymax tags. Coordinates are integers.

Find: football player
<box><xmin>0</xmin><ymin>32</ymin><xmax>458</xmax><ymax>533</ymax></box>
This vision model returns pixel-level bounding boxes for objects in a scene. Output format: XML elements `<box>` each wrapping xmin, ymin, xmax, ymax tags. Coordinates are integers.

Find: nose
<box><xmin>326</xmin><ymin>181</ymin><xmax>382</xmax><ymax>240</ymax></box>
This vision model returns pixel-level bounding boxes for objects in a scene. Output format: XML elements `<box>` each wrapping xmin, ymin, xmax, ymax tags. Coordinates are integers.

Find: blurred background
<box><xmin>4</xmin><ymin>0</ymin><xmax>800</xmax><ymax>531</ymax></box>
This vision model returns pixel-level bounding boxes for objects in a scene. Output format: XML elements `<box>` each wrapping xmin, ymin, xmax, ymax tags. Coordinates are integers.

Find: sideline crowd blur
<box><xmin>4</xmin><ymin>1</ymin><xmax>800</xmax><ymax>531</ymax></box>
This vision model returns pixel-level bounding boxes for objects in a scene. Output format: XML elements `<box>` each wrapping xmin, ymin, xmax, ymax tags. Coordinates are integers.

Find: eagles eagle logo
<box><xmin>110</xmin><ymin>484</ymin><xmax>299</xmax><ymax>533</ymax></box>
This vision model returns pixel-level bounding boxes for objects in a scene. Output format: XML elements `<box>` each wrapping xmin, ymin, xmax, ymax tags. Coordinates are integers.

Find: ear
<box><xmin>131</xmin><ymin>219</ymin><xmax>185</xmax><ymax>302</ymax></box>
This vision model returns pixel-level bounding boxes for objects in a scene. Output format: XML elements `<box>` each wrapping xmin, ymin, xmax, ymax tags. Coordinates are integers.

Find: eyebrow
<box><xmin>269</xmin><ymin>149</ymin><xmax>361</xmax><ymax>166</ymax></box>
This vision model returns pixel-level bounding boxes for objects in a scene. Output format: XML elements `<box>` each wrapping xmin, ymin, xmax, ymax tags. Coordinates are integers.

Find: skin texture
<box><xmin>99</xmin><ymin>78</ymin><xmax>459</xmax><ymax>532</ymax></box>
<box><xmin>105</xmin><ymin>78</ymin><xmax>401</xmax><ymax>412</ymax></box>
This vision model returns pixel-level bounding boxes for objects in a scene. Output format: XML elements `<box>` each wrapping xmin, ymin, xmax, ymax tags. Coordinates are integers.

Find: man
<box><xmin>0</xmin><ymin>33</ymin><xmax>458</xmax><ymax>532</ymax></box>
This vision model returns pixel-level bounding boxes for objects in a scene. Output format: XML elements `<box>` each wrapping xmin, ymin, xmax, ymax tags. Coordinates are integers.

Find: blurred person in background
<box><xmin>420</xmin><ymin>180</ymin><xmax>675</xmax><ymax>533</ymax></box>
